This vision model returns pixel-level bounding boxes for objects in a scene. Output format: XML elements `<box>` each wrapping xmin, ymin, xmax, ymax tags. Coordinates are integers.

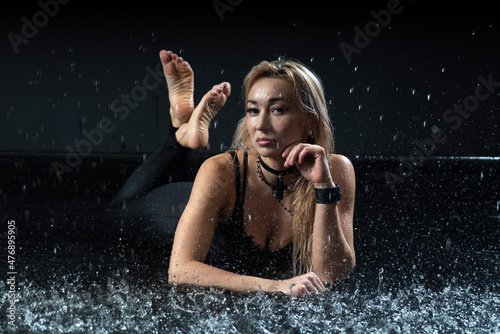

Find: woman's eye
<box><xmin>272</xmin><ymin>107</ymin><xmax>285</xmax><ymax>114</ymax></box>
<box><xmin>246</xmin><ymin>108</ymin><xmax>258</xmax><ymax>115</ymax></box>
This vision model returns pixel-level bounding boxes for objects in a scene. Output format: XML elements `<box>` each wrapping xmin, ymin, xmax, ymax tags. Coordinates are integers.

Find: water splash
<box><xmin>8</xmin><ymin>270</ymin><xmax>498</xmax><ymax>333</ymax></box>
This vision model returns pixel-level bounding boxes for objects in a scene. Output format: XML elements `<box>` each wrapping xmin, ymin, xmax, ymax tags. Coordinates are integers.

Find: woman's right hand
<box><xmin>278</xmin><ymin>272</ymin><xmax>328</xmax><ymax>297</ymax></box>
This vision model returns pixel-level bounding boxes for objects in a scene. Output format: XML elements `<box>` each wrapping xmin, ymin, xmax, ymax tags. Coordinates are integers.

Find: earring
<box><xmin>307</xmin><ymin>130</ymin><xmax>315</xmax><ymax>144</ymax></box>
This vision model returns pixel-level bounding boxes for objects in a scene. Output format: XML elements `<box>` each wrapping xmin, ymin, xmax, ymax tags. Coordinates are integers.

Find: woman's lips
<box><xmin>256</xmin><ymin>137</ymin><xmax>275</xmax><ymax>147</ymax></box>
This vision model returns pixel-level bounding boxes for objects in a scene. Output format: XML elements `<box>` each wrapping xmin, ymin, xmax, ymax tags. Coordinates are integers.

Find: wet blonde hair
<box><xmin>230</xmin><ymin>58</ymin><xmax>335</xmax><ymax>274</ymax></box>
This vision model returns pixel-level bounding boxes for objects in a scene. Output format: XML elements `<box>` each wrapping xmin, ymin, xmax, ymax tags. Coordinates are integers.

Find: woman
<box><xmin>169</xmin><ymin>56</ymin><xmax>356</xmax><ymax>297</ymax></box>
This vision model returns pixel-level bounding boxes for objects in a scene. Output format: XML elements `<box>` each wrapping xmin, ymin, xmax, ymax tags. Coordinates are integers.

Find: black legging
<box><xmin>106</xmin><ymin>125</ymin><xmax>195</xmax><ymax>237</ymax></box>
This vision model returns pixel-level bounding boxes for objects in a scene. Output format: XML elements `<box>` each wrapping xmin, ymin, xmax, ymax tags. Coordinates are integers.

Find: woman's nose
<box><xmin>256</xmin><ymin>112</ymin><xmax>271</xmax><ymax>132</ymax></box>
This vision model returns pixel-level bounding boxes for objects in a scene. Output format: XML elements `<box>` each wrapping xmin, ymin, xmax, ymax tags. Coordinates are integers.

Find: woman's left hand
<box><xmin>282</xmin><ymin>143</ymin><xmax>334</xmax><ymax>187</ymax></box>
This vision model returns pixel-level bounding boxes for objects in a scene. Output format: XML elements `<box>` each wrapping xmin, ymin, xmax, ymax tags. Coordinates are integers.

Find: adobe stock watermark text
<box><xmin>385</xmin><ymin>73</ymin><xmax>499</xmax><ymax>192</ymax></box>
<box><xmin>339</xmin><ymin>0</ymin><xmax>410</xmax><ymax>64</ymax></box>
<box><xmin>7</xmin><ymin>0</ymin><xmax>71</xmax><ymax>54</ymax></box>
<box><xmin>51</xmin><ymin>63</ymin><xmax>165</xmax><ymax>182</ymax></box>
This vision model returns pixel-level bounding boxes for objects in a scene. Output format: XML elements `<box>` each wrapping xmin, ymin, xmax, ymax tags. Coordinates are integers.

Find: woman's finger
<box><xmin>285</xmin><ymin>143</ymin><xmax>307</xmax><ymax>167</ymax></box>
<box><xmin>306</xmin><ymin>281</ymin><xmax>320</xmax><ymax>295</ymax></box>
<box><xmin>282</xmin><ymin>143</ymin><xmax>300</xmax><ymax>166</ymax></box>
<box><xmin>311</xmin><ymin>274</ymin><xmax>327</xmax><ymax>292</ymax></box>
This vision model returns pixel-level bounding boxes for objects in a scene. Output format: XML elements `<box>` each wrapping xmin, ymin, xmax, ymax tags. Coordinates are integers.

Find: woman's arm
<box><xmin>169</xmin><ymin>153</ymin><xmax>328</xmax><ymax>296</ymax></box>
<box><xmin>310</xmin><ymin>154</ymin><xmax>356</xmax><ymax>284</ymax></box>
<box><xmin>168</xmin><ymin>154</ymin><xmax>278</xmax><ymax>293</ymax></box>
<box><xmin>283</xmin><ymin>145</ymin><xmax>356</xmax><ymax>284</ymax></box>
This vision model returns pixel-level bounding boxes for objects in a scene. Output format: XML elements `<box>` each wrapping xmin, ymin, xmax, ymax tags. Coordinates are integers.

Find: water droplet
<box><xmin>427</xmin><ymin>94</ymin><xmax>431</xmax><ymax>101</ymax></box>
<box><xmin>349</xmin><ymin>87</ymin><xmax>354</xmax><ymax>94</ymax></box>
<box><xmin>441</xmin><ymin>67</ymin><xmax>445</xmax><ymax>73</ymax></box>
<box><xmin>354</xmin><ymin>65</ymin><xmax>358</xmax><ymax>71</ymax></box>
<box><xmin>378</xmin><ymin>267</ymin><xmax>384</xmax><ymax>286</ymax></box>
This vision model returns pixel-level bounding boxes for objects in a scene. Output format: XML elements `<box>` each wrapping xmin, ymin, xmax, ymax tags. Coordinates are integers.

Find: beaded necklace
<box><xmin>256</xmin><ymin>156</ymin><xmax>298</xmax><ymax>215</ymax></box>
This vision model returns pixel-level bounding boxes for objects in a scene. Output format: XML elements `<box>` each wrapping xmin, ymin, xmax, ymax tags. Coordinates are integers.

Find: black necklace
<box><xmin>256</xmin><ymin>156</ymin><xmax>298</xmax><ymax>201</ymax></box>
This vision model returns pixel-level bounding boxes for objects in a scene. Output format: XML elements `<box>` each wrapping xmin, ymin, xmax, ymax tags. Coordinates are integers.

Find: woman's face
<box><xmin>246</xmin><ymin>77</ymin><xmax>309</xmax><ymax>158</ymax></box>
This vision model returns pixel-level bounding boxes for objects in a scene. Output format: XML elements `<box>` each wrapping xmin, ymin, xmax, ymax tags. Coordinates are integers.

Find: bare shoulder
<box><xmin>329</xmin><ymin>154</ymin><xmax>355</xmax><ymax>175</ymax></box>
<box><xmin>329</xmin><ymin>154</ymin><xmax>356</xmax><ymax>192</ymax></box>
<box><xmin>199</xmin><ymin>152</ymin><xmax>235</xmax><ymax>174</ymax></box>
<box><xmin>187</xmin><ymin>152</ymin><xmax>240</xmax><ymax>220</ymax></box>
<box><xmin>194</xmin><ymin>151</ymin><xmax>245</xmax><ymax>193</ymax></box>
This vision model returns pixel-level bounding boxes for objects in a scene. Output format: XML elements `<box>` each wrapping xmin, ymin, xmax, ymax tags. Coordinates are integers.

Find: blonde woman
<box><xmin>169</xmin><ymin>56</ymin><xmax>356</xmax><ymax>297</ymax></box>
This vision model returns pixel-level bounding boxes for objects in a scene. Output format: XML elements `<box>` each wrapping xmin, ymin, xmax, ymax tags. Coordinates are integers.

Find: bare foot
<box><xmin>159</xmin><ymin>50</ymin><xmax>194</xmax><ymax>128</ymax></box>
<box><xmin>176</xmin><ymin>82</ymin><xmax>231</xmax><ymax>149</ymax></box>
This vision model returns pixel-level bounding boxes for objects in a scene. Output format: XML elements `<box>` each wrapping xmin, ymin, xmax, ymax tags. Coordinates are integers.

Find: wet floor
<box><xmin>1</xmin><ymin>154</ymin><xmax>499</xmax><ymax>333</ymax></box>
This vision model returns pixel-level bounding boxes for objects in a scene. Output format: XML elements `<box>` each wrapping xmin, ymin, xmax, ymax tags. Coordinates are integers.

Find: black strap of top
<box><xmin>229</xmin><ymin>151</ymin><xmax>248</xmax><ymax>211</ymax></box>
<box><xmin>241</xmin><ymin>151</ymin><xmax>248</xmax><ymax>205</ymax></box>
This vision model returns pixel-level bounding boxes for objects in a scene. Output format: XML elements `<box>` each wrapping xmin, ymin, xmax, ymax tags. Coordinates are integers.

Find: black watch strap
<box><xmin>315</xmin><ymin>185</ymin><xmax>342</xmax><ymax>204</ymax></box>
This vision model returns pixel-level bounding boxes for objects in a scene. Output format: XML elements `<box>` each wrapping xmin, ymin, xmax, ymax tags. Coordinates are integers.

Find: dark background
<box><xmin>1</xmin><ymin>0</ymin><xmax>499</xmax><ymax>157</ymax></box>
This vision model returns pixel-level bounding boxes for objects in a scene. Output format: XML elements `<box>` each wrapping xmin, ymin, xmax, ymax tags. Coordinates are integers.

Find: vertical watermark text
<box><xmin>6</xmin><ymin>220</ymin><xmax>18</xmax><ymax>328</ymax></box>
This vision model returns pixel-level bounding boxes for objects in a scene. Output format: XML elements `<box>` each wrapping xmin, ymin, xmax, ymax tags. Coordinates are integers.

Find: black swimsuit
<box><xmin>207</xmin><ymin>151</ymin><xmax>294</xmax><ymax>279</ymax></box>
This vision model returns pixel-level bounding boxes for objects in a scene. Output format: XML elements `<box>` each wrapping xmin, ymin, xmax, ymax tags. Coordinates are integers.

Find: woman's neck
<box><xmin>257</xmin><ymin>155</ymin><xmax>300</xmax><ymax>186</ymax></box>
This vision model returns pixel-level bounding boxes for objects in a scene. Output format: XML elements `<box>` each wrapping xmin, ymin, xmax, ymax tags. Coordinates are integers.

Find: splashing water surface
<box><xmin>1</xmin><ymin>156</ymin><xmax>498</xmax><ymax>333</ymax></box>
<box><xmin>2</xmin><ymin>237</ymin><xmax>498</xmax><ymax>333</ymax></box>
